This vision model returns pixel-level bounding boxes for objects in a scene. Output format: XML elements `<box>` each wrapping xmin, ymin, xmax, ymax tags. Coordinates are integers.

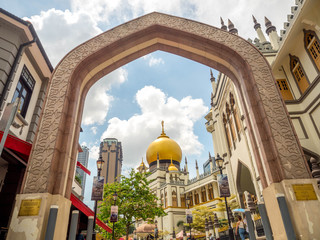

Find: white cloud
<box><xmin>82</xmin><ymin>68</ymin><xmax>128</xmax><ymax>125</ymax></box>
<box><xmin>101</xmin><ymin>86</ymin><xmax>208</xmax><ymax>168</ymax></box>
<box><xmin>91</xmin><ymin>126</ymin><xmax>97</xmax><ymax>135</ymax></box>
<box><xmin>25</xmin><ymin>9</ymin><xmax>102</xmax><ymax>66</ymax></box>
<box><xmin>142</xmin><ymin>54</ymin><xmax>165</xmax><ymax>67</ymax></box>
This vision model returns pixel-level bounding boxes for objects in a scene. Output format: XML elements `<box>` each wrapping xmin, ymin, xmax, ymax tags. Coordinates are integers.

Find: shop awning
<box><xmin>77</xmin><ymin>161</ymin><xmax>91</xmax><ymax>175</ymax></box>
<box><xmin>0</xmin><ymin>131</ymin><xmax>32</xmax><ymax>162</ymax></box>
<box><xmin>70</xmin><ymin>193</ymin><xmax>112</xmax><ymax>233</ymax></box>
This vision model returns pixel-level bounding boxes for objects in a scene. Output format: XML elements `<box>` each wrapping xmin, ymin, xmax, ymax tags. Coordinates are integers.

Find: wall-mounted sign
<box><xmin>18</xmin><ymin>199</ymin><xmax>42</xmax><ymax>216</ymax></box>
<box><xmin>186</xmin><ymin>209</ymin><xmax>193</xmax><ymax>223</ymax></box>
<box><xmin>91</xmin><ymin>176</ymin><xmax>104</xmax><ymax>201</ymax></box>
<box><xmin>292</xmin><ymin>184</ymin><xmax>318</xmax><ymax>201</ymax></box>
<box><xmin>110</xmin><ymin>206</ymin><xmax>118</xmax><ymax>222</ymax></box>
<box><xmin>217</xmin><ymin>174</ymin><xmax>230</xmax><ymax>198</ymax></box>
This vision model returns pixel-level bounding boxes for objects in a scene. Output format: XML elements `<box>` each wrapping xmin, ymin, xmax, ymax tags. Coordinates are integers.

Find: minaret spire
<box><xmin>196</xmin><ymin>160</ymin><xmax>200</xmax><ymax>179</ymax></box>
<box><xmin>185</xmin><ymin>156</ymin><xmax>188</xmax><ymax>172</ymax></box>
<box><xmin>252</xmin><ymin>15</ymin><xmax>267</xmax><ymax>43</ymax></box>
<box><xmin>220</xmin><ymin>17</ymin><xmax>227</xmax><ymax>31</ymax></box>
<box><xmin>210</xmin><ymin>69</ymin><xmax>215</xmax><ymax>82</ymax></box>
<box><xmin>228</xmin><ymin>19</ymin><xmax>238</xmax><ymax>35</ymax></box>
<box><xmin>264</xmin><ymin>16</ymin><xmax>279</xmax><ymax>50</ymax></box>
<box><xmin>157</xmin><ymin>152</ymin><xmax>160</xmax><ymax>168</ymax></box>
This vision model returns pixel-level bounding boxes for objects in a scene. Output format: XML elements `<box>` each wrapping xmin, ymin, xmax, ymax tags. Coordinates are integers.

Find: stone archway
<box><xmin>9</xmin><ymin>12</ymin><xmax>318</xmax><ymax>240</ymax></box>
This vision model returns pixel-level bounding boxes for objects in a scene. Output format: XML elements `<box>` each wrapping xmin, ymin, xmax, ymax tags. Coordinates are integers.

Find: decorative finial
<box><xmin>264</xmin><ymin>16</ymin><xmax>276</xmax><ymax>35</ymax></box>
<box><xmin>185</xmin><ymin>156</ymin><xmax>188</xmax><ymax>164</ymax></box>
<box><xmin>161</xmin><ymin>120</ymin><xmax>165</xmax><ymax>135</ymax></box>
<box><xmin>220</xmin><ymin>17</ymin><xmax>227</xmax><ymax>31</ymax></box>
<box><xmin>252</xmin><ymin>15</ymin><xmax>257</xmax><ymax>24</ymax></box>
<box><xmin>195</xmin><ymin>160</ymin><xmax>198</xmax><ymax>169</ymax></box>
<box><xmin>210</xmin><ymin>69</ymin><xmax>215</xmax><ymax>82</ymax></box>
<box><xmin>252</xmin><ymin>15</ymin><xmax>261</xmax><ymax>30</ymax></box>
<box><xmin>228</xmin><ymin>19</ymin><xmax>238</xmax><ymax>34</ymax></box>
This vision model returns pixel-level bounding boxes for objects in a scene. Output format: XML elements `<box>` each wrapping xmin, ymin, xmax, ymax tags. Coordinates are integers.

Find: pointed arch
<box><xmin>23</xmin><ymin>12</ymin><xmax>309</xmax><ymax>198</ymax></box>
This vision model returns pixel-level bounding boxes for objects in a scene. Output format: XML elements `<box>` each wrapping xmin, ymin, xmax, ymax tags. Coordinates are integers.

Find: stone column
<box><xmin>177</xmin><ymin>187</ymin><xmax>181</xmax><ymax>207</ymax></box>
<box><xmin>167</xmin><ymin>185</ymin><xmax>173</xmax><ymax>207</ymax></box>
<box><xmin>205</xmin><ymin>185</ymin><xmax>210</xmax><ymax>202</ymax></box>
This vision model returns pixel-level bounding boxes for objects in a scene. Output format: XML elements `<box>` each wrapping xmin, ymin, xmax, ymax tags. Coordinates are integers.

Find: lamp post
<box><xmin>215</xmin><ymin>154</ymin><xmax>234</xmax><ymax>240</ymax></box>
<box><xmin>154</xmin><ymin>219</ymin><xmax>158</xmax><ymax>240</ymax></box>
<box><xmin>186</xmin><ymin>197</ymin><xmax>192</xmax><ymax>240</ymax></box>
<box><xmin>112</xmin><ymin>191</ymin><xmax>118</xmax><ymax>240</ymax></box>
<box><xmin>93</xmin><ymin>156</ymin><xmax>104</xmax><ymax>240</ymax></box>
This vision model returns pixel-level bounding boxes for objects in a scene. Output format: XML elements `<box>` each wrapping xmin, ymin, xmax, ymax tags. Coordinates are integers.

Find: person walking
<box><xmin>235</xmin><ymin>215</ymin><xmax>246</xmax><ymax>240</ymax></box>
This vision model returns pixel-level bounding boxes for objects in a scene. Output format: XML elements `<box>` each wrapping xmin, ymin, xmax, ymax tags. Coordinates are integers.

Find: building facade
<box><xmin>205</xmin><ymin>0</ymin><xmax>320</xmax><ymax>213</ymax></box>
<box><xmin>0</xmin><ymin>8</ymin><xmax>52</xmax><ymax>237</ymax></box>
<box><xmin>76</xmin><ymin>145</ymin><xmax>90</xmax><ymax>198</ymax></box>
<box><xmin>137</xmin><ymin>123</ymin><xmax>229</xmax><ymax>240</ymax></box>
<box><xmin>100</xmin><ymin>138</ymin><xmax>123</xmax><ymax>184</ymax></box>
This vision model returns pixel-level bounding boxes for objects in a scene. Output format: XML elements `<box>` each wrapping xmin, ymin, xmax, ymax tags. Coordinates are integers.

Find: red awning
<box><xmin>77</xmin><ymin>161</ymin><xmax>91</xmax><ymax>175</ymax></box>
<box><xmin>0</xmin><ymin>131</ymin><xmax>32</xmax><ymax>162</ymax></box>
<box><xmin>70</xmin><ymin>193</ymin><xmax>112</xmax><ymax>233</ymax></box>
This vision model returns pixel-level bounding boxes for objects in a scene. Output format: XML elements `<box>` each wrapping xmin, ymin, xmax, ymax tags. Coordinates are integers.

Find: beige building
<box><xmin>205</xmin><ymin>0</ymin><xmax>320</xmax><ymax>208</ymax></box>
<box><xmin>0</xmin><ymin>8</ymin><xmax>52</xmax><ymax>237</ymax></box>
<box><xmin>100</xmin><ymin>138</ymin><xmax>123</xmax><ymax>184</ymax></box>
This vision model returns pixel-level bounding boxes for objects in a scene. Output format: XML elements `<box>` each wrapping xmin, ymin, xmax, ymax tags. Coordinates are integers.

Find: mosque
<box><xmin>135</xmin><ymin>121</ymin><xmax>225</xmax><ymax>239</ymax></box>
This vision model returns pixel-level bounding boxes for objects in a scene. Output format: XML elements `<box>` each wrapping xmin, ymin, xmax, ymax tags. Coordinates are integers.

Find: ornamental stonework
<box><xmin>23</xmin><ymin>12</ymin><xmax>309</xmax><ymax>194</ymax></box>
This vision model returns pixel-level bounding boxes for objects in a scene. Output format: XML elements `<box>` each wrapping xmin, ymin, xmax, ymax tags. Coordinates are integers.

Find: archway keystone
<box><xmin>8</xmin><ymin>12</ymin><xmax>317</xmax><ymax>240</ymax></box>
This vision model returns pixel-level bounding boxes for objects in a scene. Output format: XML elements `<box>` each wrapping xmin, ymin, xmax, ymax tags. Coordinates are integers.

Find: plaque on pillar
<box><xmin>217</xmin><ymin>174</ymin><xmax>230</xmax><ymax>197</ymax></box>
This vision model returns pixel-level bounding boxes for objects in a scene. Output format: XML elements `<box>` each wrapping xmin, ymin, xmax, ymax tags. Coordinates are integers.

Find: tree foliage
<box><xmin>98</xmin><ymin>169</ymin><xmax>166</xmax><ymax>239</ymax></box>
<box><xmin>190</xmin><ymin>206</ymin><xmax>215</xmax><ymax>232</ymax></box>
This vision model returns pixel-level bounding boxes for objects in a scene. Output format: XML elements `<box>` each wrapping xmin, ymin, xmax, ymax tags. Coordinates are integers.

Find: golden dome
<box><xmin>168</xmin><ymin>159</ymin><xmax>179</xmax><ymax>172</ymax></box>
<box><xmin>146</xmin><ymin>121</ymin><xmax>182</xmax><ymax>165</ymax></box>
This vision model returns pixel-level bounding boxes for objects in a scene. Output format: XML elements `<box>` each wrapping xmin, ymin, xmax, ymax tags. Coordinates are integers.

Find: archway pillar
<box><xmin>7</xmin><ymin>193</ymin><xmax>71</xmax><ymax>240</ymax></box>
<box><xmin>263</xmin><ymin>179</ymin><xmax>320</xmax><ymax>239</ymax></box>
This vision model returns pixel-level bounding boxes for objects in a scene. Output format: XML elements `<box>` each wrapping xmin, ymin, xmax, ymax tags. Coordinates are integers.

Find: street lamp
<box><xmin>186</xmin><ymin>196</ymin><xmax>192</xmax><ymax>240</ymax></box>
<box><xmin>93</xmin><ymin>156</ymin><xmax>104</xmax><ymax>240</ymax></box>
<box><xmin>112</xmin><ymin>191</ymin><xmax>118</xmax><ymax>240</ymax></box>
<box><xmin>215</xmin><ymin>154</ymin><xmax>234</xmax><ymax>240</ymax></box>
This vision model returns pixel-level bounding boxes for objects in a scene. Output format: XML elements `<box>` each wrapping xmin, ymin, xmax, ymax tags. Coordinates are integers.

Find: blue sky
<box><xmin>3</xmin><ymin>0</ymin><xmax>294</xmax><ymax>208</ymax></box>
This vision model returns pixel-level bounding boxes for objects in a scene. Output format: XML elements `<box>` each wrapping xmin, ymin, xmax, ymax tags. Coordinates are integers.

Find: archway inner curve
<box><xmin>23</xmin><ymin>12</ymin><xmax>309</xmax><ymax>198</ymax></box>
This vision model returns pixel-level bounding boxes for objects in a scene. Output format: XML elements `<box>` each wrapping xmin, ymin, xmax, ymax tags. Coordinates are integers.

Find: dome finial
<box><xmin>161</xmin><ymin>120</ymin><xmax>165</xmax><ymax>135</ymax></box>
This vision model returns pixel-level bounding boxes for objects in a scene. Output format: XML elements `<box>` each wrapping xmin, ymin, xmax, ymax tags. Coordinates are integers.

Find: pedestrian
<box><xmin>209</xmin><ymin>233</ymin><xmax>214</xmax><ymax>240</ymax></box>
<box><xmin>235</xmin><ymin>215</ymin><xmax>246</xmax><ymax>240</ymax></box>
<box><xmin>76</xmin><ymin>229</ymin><xmax>85</xmax><ymax>240</ymax></box>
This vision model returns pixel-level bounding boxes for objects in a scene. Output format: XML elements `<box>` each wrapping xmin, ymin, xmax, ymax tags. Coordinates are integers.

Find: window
<box><xmin>172</xmin><ymin>190</ymin><xmax>177</xmax><ymax>207</ymax></box>
<box><xmin>201</xmin><ymin>188</ymin><xmax>207</xmax><ymax>202</ymax></box>
<box><xmin>181</xmin><ymin>196</ymin><xmax>186</xmax><ymax>208</ymax></box>
<box><xmin>208</xmin><ymin>186</ymin><xmax>214</xmax><ymax>200</ymax></box>
<box><xmin>12</xmin><ymin>65</ymin><xmax>35</xmax><ymax>118</ymax></box>
<box><xmin>290</xmin><ymin>55</ymin><xmax>309</xmax><ymax>94</ymax></box>
<box><xmin>304</xmin><ymin>30</ymin><xmax>320</xmax><ymax>71</ymax></box>
<box><xmin>276</xmin><ymin>79</ymin><xmax>293</xmax><ymax>100</ymax></box>
<box><xmin>194</xmin><ymin>193</ymin><xmax>199</xmax><ymax>205</ymax></box>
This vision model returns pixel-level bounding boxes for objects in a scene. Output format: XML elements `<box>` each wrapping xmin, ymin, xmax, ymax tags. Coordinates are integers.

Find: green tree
<box><xmin>191</xmin><ymin>205</ymin><xmax>215</xmax><ymax>232</ymax></box>
<box><xmin>98</xmin><ymin>169</ymin><xmax>166</xmax><ymax>239</ymax></box>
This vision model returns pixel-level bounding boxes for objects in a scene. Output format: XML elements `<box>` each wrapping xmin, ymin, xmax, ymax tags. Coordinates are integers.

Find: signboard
<box><xmin>292</xmin><ymin>184</ymin><xmax>318</xmax><ymax>201</ymax></box>
<box><xmin>217</xmin><ymin>174</ymin><xmax>230</xmax><ymax>197</ymax></box>
<box><xmin>110</xmin><ymin>205</ymin><xmax>118</xmax><ymax>222</ymax></box>
<box><xmin>18</xmin><ymin>199</ymin><xmax>42</xmax><ymax>216</ymax></box>
<box><xmin>91</xmin><ymin>176</ymin><xmax>104</xmax><ymax>201</ymax></box>
<box><xmin>186</xmin><ymin>209</ymin><xmax>193</xmax><ymax>223</ymax></box>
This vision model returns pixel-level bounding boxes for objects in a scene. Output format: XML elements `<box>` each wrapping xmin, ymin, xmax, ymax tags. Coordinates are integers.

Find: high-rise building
<box><xmin>76</xmin><ymin>146</ymin><xmax>90</xmax><ymax>197</ymax></box>
<box><xmin>100</xmin><ymin>138</ymin><xmax>123</xmax><ymax>183</ymax></box>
